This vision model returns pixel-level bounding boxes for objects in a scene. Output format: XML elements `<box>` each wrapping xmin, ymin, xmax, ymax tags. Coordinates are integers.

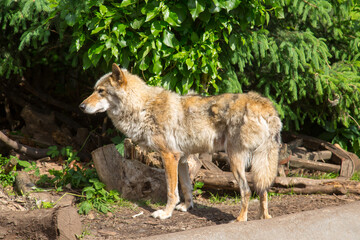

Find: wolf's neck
<box><xmin>107</xmin><ymin>85</ymin><xmax>161</xmax><ymax>143</ymax></box>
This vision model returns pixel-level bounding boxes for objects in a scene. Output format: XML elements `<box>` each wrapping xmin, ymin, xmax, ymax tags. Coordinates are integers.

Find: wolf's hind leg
<box><xmin>176</xmin><ymin>156</ymin><xmax>193</xmax><ymax>212</ymax></box>
<box><xmin>228</xmin><ymin>149</ymin><xmax>251</xmax><ymax>222</ymax></box>
<box><xmin>259</xmin><ymin>191</ymin><xmax>272</xmax><ymax>219</ymax></box>
<box><xmin>251</xmin><ymin>142</ymin><xmax>279</xmax><ymax>220</ymax></box>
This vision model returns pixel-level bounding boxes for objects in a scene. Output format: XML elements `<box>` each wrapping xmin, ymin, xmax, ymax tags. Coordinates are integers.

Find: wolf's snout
<box><xmin>79</xmin><ymin>103</ymin><xmax>86</xmax><ymax>112</ymax></box>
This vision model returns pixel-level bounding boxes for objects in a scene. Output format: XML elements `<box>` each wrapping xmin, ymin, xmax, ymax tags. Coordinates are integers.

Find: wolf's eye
<box><xmin>98</xmin><ymin>88</ymin><xmax>105</xmax><ymax>94</ymax></box>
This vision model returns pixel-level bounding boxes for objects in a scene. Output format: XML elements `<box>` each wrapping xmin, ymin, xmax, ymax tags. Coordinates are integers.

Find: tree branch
<box><xmin>0</xmin><ymin>130</ymin><xmax>48</xmax><ymax>158</ymax></box>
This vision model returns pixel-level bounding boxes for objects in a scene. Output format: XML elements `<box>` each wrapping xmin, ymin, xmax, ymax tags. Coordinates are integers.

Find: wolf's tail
<box><xmin>251</xmin><ymin>116</ymin><xmax>282</xmax><ymax>193</ymax></box>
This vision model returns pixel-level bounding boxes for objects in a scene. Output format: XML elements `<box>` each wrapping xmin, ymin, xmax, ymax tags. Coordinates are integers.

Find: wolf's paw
<box><xmin>175</xmin><ymin>202</ymin><xmax>193</xmax><ymax>212</ymax></box>
<box><xmin>259</xmin><ymin>213</ymin><xmax>272</xmax><ymax>220</ymax></box>
<box><xmin>151</xmin><ymin>210</ymin><xmax>172</xmax><ymax>219</ymax></box>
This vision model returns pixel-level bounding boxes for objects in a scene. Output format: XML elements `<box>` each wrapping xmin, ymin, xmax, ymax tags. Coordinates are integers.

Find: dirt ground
<box><xmin>80</xmin><ymin>193</ymin><xmax>360</xmax><ymax>239</ymax></box>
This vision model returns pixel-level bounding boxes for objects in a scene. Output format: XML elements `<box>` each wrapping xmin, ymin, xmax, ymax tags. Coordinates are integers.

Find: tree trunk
<box><xmin>0</xmin><ymin>206</ymin><xmax>82</xmax><ymax>240</ymax></box>
<box><xmin>92</xmin><ymin>144</ymin><xmax>167</xmax><ymax>202</ymax></box>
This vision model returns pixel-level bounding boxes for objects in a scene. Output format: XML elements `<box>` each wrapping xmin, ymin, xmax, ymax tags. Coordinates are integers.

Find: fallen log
<box><xmin>283</xmin><ymin>132</ymin><xmax>360</xmax><ymax>177</ymax></box>
<box><xmin>0</xmin><ymin>130</ymin><xmax>48</xmax><ymax>158</ymax></box>
<box><xmin>289</xmin><ymin>156</ymin><xmax>341</xmax><ymax>173</ymax></box>
<box><xmin>273</xmin><ymin>176</ymin><xmax>360</xmax><ymax>194</ymax></box>
<box><xmin>0</xmin><ymin>206</ymin><xmax>82</xmax><ymax>240</ymax></box>
<box><xmin>195</xmin><ymin>169</ymin><xmax>360</xmax><ymax>195</ymax></box>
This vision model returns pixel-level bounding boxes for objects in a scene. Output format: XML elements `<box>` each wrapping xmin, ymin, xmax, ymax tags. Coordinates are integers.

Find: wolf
<box><xmin>79</xmin><ymin>63</ymin><xmax>282</xmax><ymax>221</ymax></box>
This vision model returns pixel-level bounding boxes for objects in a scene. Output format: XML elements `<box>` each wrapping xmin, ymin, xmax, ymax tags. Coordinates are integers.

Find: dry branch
<box><xmin>0</xmin><ymin>130</ymin><xmax>48</xmax><ymax>158</ymax></box>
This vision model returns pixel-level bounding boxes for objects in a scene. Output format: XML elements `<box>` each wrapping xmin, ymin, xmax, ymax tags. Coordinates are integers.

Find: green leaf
<box><xmin>188</xmin><ymin>0</ymin><xmax>206</xmax><ymax>20</ymax></box>
<box><xmin>18</xmin><ymin>160</ymin><xmax>31</xmax><ymax>169</ymax></box>
<box><xmin>145</xmin><ymin>6</ymin><xmax>161</xmax><ymax>22</ymax></box>
<box><xmin>190</xmin><ymin>32</ymin><xmax>199</xmax><ymax>43</ymax></box>
<box><xmin>139</xmin><ymin>58</ymin><xmax>149</xmax><ymax>70</ymax></box>
<box><xmin>47</xmin><ymin>146</ymin><xmax>59</xmax><ymax>158</ymax></box>
<box><xmin>212</xmin><ymin>0</ymin><xmax>241</xmax><ymax>11</ymax></box>
<box><xmin>99</xmin><ymin>5</ymin><xmax>108</xmax><ymax>16</ymax></box>
<box><xmin>151</xmin><ymin>21</ymin><xmax>164</xmax><ymax>37</ymax></box>
<box><xmin>162</xmin><ymin>70</ymin><xmax>178</xmax><ymax>90</ymax></box>
<box><xmin>78</xmin><ymin>201</ymin><xmax>92</xmax><ymax>215</ymax></box>
<box><xmin>65</xmin><ymin>13</ymin><xmax>76</xmax><ymax>27</ymax></box>
<box><xmin>91</xmin><ymin>179</ymin><xmax>106</xmax><ymax>190</ymax></box>
<box><xmin>163</xmin><ymin>29</ymin><xmax>178</xmax><ymax>48</ymax></box>
<box><xmin>130</xmin><ymin>18</ymin><xmax>145</xmax><ymax>29</ymax></box>
<box><xmin>163</xmin><ymin>7</ymin><xmax>180</xmax><ymax>27</ymax></box>
<box><xmin>186</xmin><ymin>58</ymin><xmax>194</xmax><ymax>70</ymax></box>
<box><xmin>91</xmin><ymin>26</ymin><xmax>105</xmax><ymax>35</ymax></box>
<box><xmin>275</xmin><ymin>7</ymin><xmax>285</xmax><ymax>19</ymax></box>
<box><xmin>119</xmin><ymin>0</ymin><xmax>137</xmax><ymax>7</ymax></box>
<box><xmin>82</xmin><ymin>52</ymin><xmax>92</xmax><ymax>69</ymax></box>
<box><xmin>229</xmin><ymin>34</ymin><xmax>237</xmax><ymax>51</ymax></box>
<box><xmin>88</xmin><ymin>43</ymin><xmax>104</xmax><ymax>57</ymax></box>
<box><xmin>112</xmin><ymin>23</ymin><xmax>127</xmax><ymax>38</ymax></box>
<box><xmin>152</xmin><ymin>53</ymin><xmax>162</xmax><ymax>74</ymax></box>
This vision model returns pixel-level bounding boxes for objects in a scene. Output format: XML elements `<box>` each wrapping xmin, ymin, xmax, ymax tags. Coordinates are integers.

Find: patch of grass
<box><xmin>193</xmin><ymin>181</ymin><xmax>204</xmax><ymax>196</ymax></box>
<box><xmin>208</xmin><ymin>191</ymin><xmax>243</xmax><ymax>204</ymax></box>
<box><xmin>311</xmin><ymin>172</ymin><xmax>339</xmax><ymax>179</ymax></box>
<box><xmin>288</xmin><ymin>172</ymin><xmax>339</xmax><ymax>180</ymax></box>
<box><xmin>268</xmin><ymin>190</ymin><xmax>295</xmax><ymax>199</ymax></box>
<box><xmin>209</xmin><ymin>192</ymin><xmax>229</xmax><ymax>204</ymax></box>
<box><xmin>76</xmin><ymin>227</ymin><xmax>92</xmax><ymax>239</ymax></box>
<box><xmin>137</xmin><ymin>199</ymin><xmax>165</xmax><ymax>208</ymax></box>
<box><xmin>351</xmin><ymin>171</ymin><xmax>360</xmax><ymax>181</ymax></box>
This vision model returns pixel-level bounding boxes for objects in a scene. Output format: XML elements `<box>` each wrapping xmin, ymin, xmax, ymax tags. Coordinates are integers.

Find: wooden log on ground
<box><xmin>195</xmin><ymin>170</ymin><xmax>360</xmax><ymax>195</ymax></box>
<box><xmin>289</xmin><ymin>156</ymin><xmax>341</xmax><ymax>173</ymax></box>
<box><xmin>199</xmin><ymin>153</ymin><xmax>222</xmax><ymax>173</ymax></box>
<box><xmin>283</xmin><ymin>132</ymin><xmax>360</xmax><ymax>177</ymax></box>
<box><xmin>92</xmin><ymin>144</ymin><xmax>167</xmax><ymax>202</ymax></box>
<box><xmin>187</xmin><ymin>154</ymin><xmax>202</xmax><ymax>181</ymax></box>
<box><xmin>0</xmin><ymin>130</ymin><xmax>48</xmax><ymax>158</ymax></box>
<box><xmin>3</xmin><ymin>157</ymin><xmax>17</xmax><ymax>174</ymax></box>
<box><xmin>15</xmin><ymin>171</ymin><xmax>36</xmax><ymax>194</ymax></box>
<box><xmin>273</xmin><ymin>176</ymin><xmax>360</xmax><ymax>195</ymax></box>
<box><xmin>195</xmin><ymin>169</ymin><xmax>251</xmax><ymax>190</ymax></box>
<box><xmin>0</xmin><ymin>206</ymin><xmax>82</xmax><ymax>240</ymax></box>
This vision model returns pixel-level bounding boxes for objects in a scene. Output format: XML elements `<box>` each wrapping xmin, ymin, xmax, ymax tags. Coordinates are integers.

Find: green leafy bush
<box><xmin>79</xmin><ymin>178</ymin><xmax>120</xmax><ymax>214</ymax></box>
<box><xmin>0</xmin><ymin>155</ymin><xmax>17</xmax><ymax>187</ymax></box>
<box><xmin>1</xmin><ymin>0</ymin><xmax>360</xmax><ymax>153</ymax></box>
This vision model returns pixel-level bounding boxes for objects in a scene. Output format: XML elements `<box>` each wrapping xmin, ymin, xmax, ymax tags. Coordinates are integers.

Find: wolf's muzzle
<box><xmin>79</xmin><ymin>103</ymin><xmax>86</xmax><ymax>112</ymax></box>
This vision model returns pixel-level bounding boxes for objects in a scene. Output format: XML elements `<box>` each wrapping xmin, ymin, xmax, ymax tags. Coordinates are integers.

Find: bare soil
<box><xmin>80</xmin><ymin>193</ymin><xmax>360</xmax><ymax>239</ymax></box>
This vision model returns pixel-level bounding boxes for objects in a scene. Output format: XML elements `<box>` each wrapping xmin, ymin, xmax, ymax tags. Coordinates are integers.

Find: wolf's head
<box><xmin>79</xmin><ymin>63</ymin><xmax>127</xmax><ymax>114</ymax></box>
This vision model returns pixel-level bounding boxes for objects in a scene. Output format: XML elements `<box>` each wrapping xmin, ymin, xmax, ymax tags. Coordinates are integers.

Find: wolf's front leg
<box><xmin>151</xmin><ymin>152</ymin><xmax>180</xmax><ymax>219</ymax></box>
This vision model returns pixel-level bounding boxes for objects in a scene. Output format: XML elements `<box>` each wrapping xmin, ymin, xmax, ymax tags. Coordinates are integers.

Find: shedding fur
<box><xmin>79</xmin><ymin>63</ymin><xmax>282</xmax><ymax>221</ymax></box>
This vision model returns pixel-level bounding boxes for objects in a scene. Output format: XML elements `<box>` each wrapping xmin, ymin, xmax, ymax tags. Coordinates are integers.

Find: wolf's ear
<box><xmin>111</xmin><ymin>63</ymin><xmax>126</xmax><ymax>85</ymax></box>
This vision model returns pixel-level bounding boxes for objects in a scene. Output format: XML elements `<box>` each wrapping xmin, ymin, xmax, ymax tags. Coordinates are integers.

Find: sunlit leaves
<box><xmin>188</xmin><ymin>0</ymin><xmax>206</xmax><ymax>20</ymax></box>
